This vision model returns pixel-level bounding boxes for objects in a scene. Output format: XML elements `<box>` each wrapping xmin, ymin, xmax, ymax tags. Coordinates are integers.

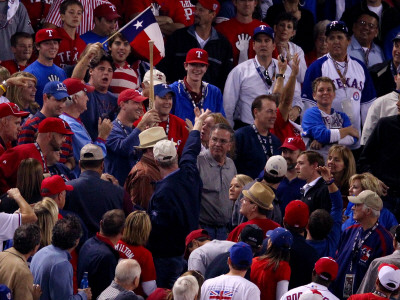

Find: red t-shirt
<box><xmin>348</xmin><ymin>293</ymin><xmax>385</xmax><ymax>300</ymax></box>
<box><xmin>0</xmin><ymin>60</ymin><xmax>27</xmax><ymax>75</ymax></box>
<box><xmin>115</xmin><ymin>240</ymin><xmax>157</xmax><ymax>297</ymax></box>
<box><xmin>228</xmin><ymin>218</ymin><xmax>280</xmax><ymax>243</ymax></box>
<box><xmin>271</xmin><ymin>108</ymin><xmax>301</xmax><ymax>143</ymax></box>
<box><xmin>54</xmin><ymin>28</ymin><xmax>87</xmax><ymax>68</ymax></box>
<box><xmin>133</xmin><ymin>113</ymin><xmax>189</xmax><ymax>156</ymax></box>
<box><xmin>251</xmin><ymin>258</ymin><xmax>291</xmax><ymax>300</ymax></box>
<box><xmin>21</xmin><ymin>0</ymin><xmax>52</xmax><ymax>31</ymax></box>
<box><xmin>125</xmin><ymin>0</ymin><xmax>194</xmax><ymax>26</ymax></box>
<box><xmin>215</xmin><ymin>18</ymin><xmax>269</xmax><ymax>66</ymax></box>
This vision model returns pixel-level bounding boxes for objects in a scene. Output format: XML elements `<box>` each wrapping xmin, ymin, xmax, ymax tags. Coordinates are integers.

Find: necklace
<box><xmin>373</xmin><ymin>291</ymin><xmax>389</xmax><ymax>298</ymax></box>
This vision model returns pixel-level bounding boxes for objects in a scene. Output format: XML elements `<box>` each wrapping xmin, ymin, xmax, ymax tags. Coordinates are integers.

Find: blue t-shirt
<box><xmin>80</xmin><ymin>31</ymin><xmax>109</xmax><ymax>50</ymax></box>
<box><xmin>25</xmin><ymin>61</ymin><xmax>67</xmax><ymax>107</ymax></box>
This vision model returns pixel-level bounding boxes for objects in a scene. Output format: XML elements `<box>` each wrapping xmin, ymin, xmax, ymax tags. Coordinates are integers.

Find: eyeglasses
<box><xmin>210</xmin><ymin>137</ymin><xmax>230</xmax><ymax>145</ymax></box>
<box><xmin>357</xmin><ymin>20</ymin><xmax>378</xmax><ymax>29</ymax></box>
<box><xmin>241</xmin><ymin>198</ymin><xmax>255</xmax><ymax>205</ymax></box>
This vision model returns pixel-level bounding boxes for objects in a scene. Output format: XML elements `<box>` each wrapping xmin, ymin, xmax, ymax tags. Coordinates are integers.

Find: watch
<box><xmin>276</xmin><ymin>74</ymin><xmax>285</xmax><ymax>79</ymax></box>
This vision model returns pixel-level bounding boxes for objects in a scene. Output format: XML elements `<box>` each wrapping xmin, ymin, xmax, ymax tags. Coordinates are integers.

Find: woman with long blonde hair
<box><xmin>6</xmin><ymin>71</ymin><xmax>39</xmax><ymax>114</ymax></box>
<box><xmin>34</xmin><ymin>197</ymin><xmax>59</xmax><ymax>249</ymax></box>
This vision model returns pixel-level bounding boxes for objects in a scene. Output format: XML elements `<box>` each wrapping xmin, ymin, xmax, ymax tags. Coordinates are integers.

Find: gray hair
<box><xmin>314</xmin><ymin>20</ymin><xmax>331</xmax><ymax>41</ymax></box>
<box><xmin>172</xmin><ymin>275</ymin><xmax>199</xmax><ymax>300</ymax></box>
<box><xmin>361</xmin><ymin>203</ymin><xmax>381</xmax><ymax>218</ymax></box>
<box><xmin>115</xmin><ymin>259</ymin><xmax>141</xmax><ymax>284</ymax></box>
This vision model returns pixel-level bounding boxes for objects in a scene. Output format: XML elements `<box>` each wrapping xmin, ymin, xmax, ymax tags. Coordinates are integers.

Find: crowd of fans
<box><xmin>1</xmin><ymin>0</ymin><xmax>400</xmax><ymax>299</ymax></box>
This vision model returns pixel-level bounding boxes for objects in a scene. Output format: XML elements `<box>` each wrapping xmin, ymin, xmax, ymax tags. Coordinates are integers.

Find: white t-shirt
<box><xmin>201</xmin><ymin>274</ymin><xmax>261</xmax><ymax>300</ymax></box>
<box><xmin>0</xmin><ymin>213</ymin><xmax>21</xmax><ymax>251</ymax></box>
<box><xmin>188</xmin><ymin>240</ymin><xmax>235</xmax><ymax>275</ymax></box>
<box><xmin>280</xmin><ymin>282</ymin><xmax>339</xmax><ymax>300</ymax></box>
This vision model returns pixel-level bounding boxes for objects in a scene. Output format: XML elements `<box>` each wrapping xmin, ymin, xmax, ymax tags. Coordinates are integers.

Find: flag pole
<box><xmin>102</xmin><ymin>6</ymin><xmax>152</xmax><ymax>45</ymax></box>
<box><xmin>148</xmin><ymin>40</ymin><xmax>154</xmax><ymax>109</ymax></box>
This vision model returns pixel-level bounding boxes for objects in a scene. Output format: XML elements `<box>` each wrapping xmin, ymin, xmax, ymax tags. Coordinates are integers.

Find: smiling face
<box><xmin>89</xmin><ymin>60</ymin><xmax>114</xmax><ymax>92</ymax></box>
<box><xmin>21</xmin><ymin>79</ymin><xmax>37</xmax><ymax>107</ymax></box>
<box><xmin>393</xmin><ymin>41</ymin><xmax>400</xmax><ymax>67</ymax></box>
<box><xmin>61</xmin><ymin>4</ymin><xmax>83</xmax><ymax>29</ymax></box>
<box><xmin>121</xmin><ymin>100</ymin><xmax>144</xmax><ymax>122</ymax></box>
<box><xmin>184</xmin><ymin>62</ymin><xmax>208</xmax><ymax>83</ymax></box>
<box><xmin>12</xmin><ymin>37</ymin><xmax>33</xmax><ymax>62</ymax></box>
<box><xmin>313</xmin><ymin>81</ymin><xmax>335</xmax><ymax>110</ymax></box>
<box><xmin>254</xmin><ymin>98</ymin><xmax>277</xmax><ymax>131</ymax></box>
<box><xmin>352</xmin><ymin>14</ymin><xmax>378</xmax><ymax>48</ymax></box>
<box><xmin>327</xmin><ymin>150</ymin><xmax>345</xmax><ymax>175</ymax></box>
<box><xmin>109</xmin><ymin>36</ymin><xmax>131</xmax><ymax>65</ymax></box>
<box><xmin>154</xmin><ymin>93</ymin><xmax>173</xmax><ymax>118</ymax></box>
<box><xmin>37</xmin><ymin>40</ymin><xmax>60</xmax><ymax>61</ymax></box>
<box><xmin>194</xmin><ymin>2</ymin><xmax>215</xmax><ymax>27</ymax></box>
<box><xmin>327</xmin><ymin>31</ymin><xmax>350</xmax><ymax>61</ymax></box>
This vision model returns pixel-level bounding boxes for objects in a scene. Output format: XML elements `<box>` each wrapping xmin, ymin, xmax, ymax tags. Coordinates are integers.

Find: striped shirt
<box><xmin>45</xmin><ymin>0</ymin><xmax>112</xmax><ymax>35</ymax></box>
<box><xmin>17</xmin><ymin>112</ymin><xmax>73</xmax><ymax>164</ymax></box>
<box><xmin>109</xmin><ymin>61</ymin><xmax>140</xmax><ymax>96</ymax></box>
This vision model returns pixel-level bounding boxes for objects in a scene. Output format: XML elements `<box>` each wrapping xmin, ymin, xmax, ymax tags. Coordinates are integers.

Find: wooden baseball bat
<box><xmin>148</xmin><ymin>40</ymin><xmax>154</xmax><ymax>109</ymax></box>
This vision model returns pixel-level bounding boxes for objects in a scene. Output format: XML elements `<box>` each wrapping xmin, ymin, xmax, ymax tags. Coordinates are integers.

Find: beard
<box><xmin>49</xmin><ymin>136</ymin><xmax>61</xmax><ymax>151</ymax></box>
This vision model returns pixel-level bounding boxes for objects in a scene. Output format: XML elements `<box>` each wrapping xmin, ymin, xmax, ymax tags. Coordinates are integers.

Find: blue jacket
<box><xmin>31</xmin><ymin>245</ymin><xmax>87</xmax><ymax>300</ymax></box>
<box><xmin>170</xmin><ymin>80</ymin><xmax>225</xmax><ymax>124</ymax></box>
<box><xmin>307</xmin><ymin>189</ymin><xmax>343</xmax><ymax>258</ymax></box>
<box><xmin>147</xmin><ymin>130</ymin><xmax>203</xmax><ymax>258</ymax></box>
<box><xmin>105</xmin><ymin>120</ymin><xmax>142</xmax><ymax>185</ymax></box>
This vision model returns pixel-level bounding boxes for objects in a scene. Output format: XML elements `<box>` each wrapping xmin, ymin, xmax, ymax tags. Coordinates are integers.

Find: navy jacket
<box><xmin>147</xmin><ymin>130</ymin><xmax>203</xmax><ymax>258</ymax></box>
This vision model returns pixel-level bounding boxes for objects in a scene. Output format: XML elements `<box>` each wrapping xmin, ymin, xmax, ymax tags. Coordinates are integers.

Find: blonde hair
<box><xmin>0</xmin><ymin>66</ymin><xmax>10</xmax><ymax>82</ymax></box>
<box><xmin>234</xmin><ymin>174</ymin><xmax>253</xmax><ymax>187</ymax></box>
<box><xmin>122</xmin><ymin>211</ymin><xmax>152</xmax><ymax>246</ymax></box>
<box><xmin>7</xmin><ymin>72</ymin><xmax>39</xmax><ymax>112</ymax></box>
<box><xmin>349</xmin><ymin>172</ymin><xmax>383</xmax><ymax>196</ymax></box>
<box><xmin>34</xmin><ymin>198</ymin><xmax>59</xmax><ymax>248</ymax></box>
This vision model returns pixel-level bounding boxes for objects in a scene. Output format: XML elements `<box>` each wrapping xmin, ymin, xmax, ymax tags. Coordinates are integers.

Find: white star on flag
<box><xmin>133</xmin><ymin>21</ymin><xmax>143</xmax><ymax>30</ymax></box>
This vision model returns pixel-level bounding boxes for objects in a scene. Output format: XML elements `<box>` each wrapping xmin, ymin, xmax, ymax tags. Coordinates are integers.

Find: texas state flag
<box><xmin>119</xmin><ymin>6</ymin><xmax>165</xmax><ymax>65</ymax></box>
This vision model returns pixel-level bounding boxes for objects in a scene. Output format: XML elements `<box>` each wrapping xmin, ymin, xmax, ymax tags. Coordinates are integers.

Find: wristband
<box><xmin>276</xmin><ymin>74</ymin><xmax>285</xmax><ymax>79</ymax></box>
<box><xmin>0</xmin><ymin>85</ymin><xmax>5</xmax><ymax>93</ymax></box>
<box><xmin>324</xmin><ymin>178</ymin><xmax>335</xmax><ymax>185</ymax></box>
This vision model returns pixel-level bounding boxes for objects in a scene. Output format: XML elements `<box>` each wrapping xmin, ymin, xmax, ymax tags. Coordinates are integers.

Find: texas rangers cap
<box><xmin>314</xmin><ymin>257</ymin><xmax>339</xmax><ymax>281</ymax></box>
<box><xmin>143</xmin><ymin>70</ymin><xmax>166</xmax><ymax>85</ymax></box>
<box><xmin>0</xmin><ymin>103</ymin><xmax>29</xmax><ymax>118</ymax></box>
<box><xmin>348</xmin><ymin>190</ymin><xmax>383</xmax><ymax>211</ymax></box>
<box><xmin>378</xmin><ymin>263</ymin><xmax>400</xmax><ymax>291</ymax></box>
<box><xmin>80</xmin><ymin>144</ymin><xmax>104</xmax><ymax>161</ymax></box>
<box><xmin>266</xmin><ymin>227</ymin><xmax>293</xmax><ymax>251</ymax></box>
<box><xmin>283</xmin><ymin>200</ymin><xmax>309</xmax><ymax>228</ymax></box>
<box><xmin>94</xmin><ymin>4</ymin><xmax>120</xmax><ymax>21</ymax></box>
<box><xmin>154</xmin><ymin>84</ymin><xmax>175</xmax><ymax>98</ymax></box>
<box><xmin>41</xmin><ymin>175</ymin><xmax>73</xmax><ymax>196</ymax></box>
<box><xmin>393</xmin><ymin>32</ymin><xmax>400</xmax><ymax>43</ymax></box>
<box><xmin>38</xmin><ymin>117</ymin><xmax>73</xmax><ymax>135</ymax></box>
<box><xmin>191</xmin><ymin>0</ymin><xmax>220</xmax><ymax>14</ymax></box>
<box><xmin>265</xmin><ymin>155</ymin><xmax>287</xmax><ymax>177</ymax></box>
<box><xmin>43</xmin><ymin>81</ymin><xmax>69</xmax><ymax>101</ymax></box>
<box><xmin>63</xmin><ymin>78</ymin><xmax>95</xmax><ymax>96</ymax></box>
<box><xmin>0</xmin><ymin>285</ymin><xmax>12</xmax><ymax>300</ymax></box>
<box><xmin>229</xmin><ymin>242</ymin><xmax>253</xmax><ymax>269</ymax></box>
<box><xmin>325</xmin><ymin>21</ymin><xmax>349</xmax><ymax>37</ymax></box>
<box><xmin>185</xmin><ymin>48</ymin><xmax>209</xmax><ymax>65</ymax></box>
<box><xmin>118</xmin><ymin>89</ymin><xmax>147</xmax><ymax>106</ymax></box>
<box><xmin>35</xmin><ymin>28</ymin><xmax>61</xmax><ymax>44</ymax></box>
<box><xmin>280</xmin><ymin>136</ymin><xmax>306</xmax><ymax>151</ymax></box>
<box><xmin>253</xmin><ymin>25</ymin><xmax>274</xmax><ymax>40</ymax></box>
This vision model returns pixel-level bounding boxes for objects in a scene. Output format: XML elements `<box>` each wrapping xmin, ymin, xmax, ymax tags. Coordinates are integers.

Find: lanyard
<box><xmin>14</xmin><ymin>60</ymin><xmax>21</xmax><ymax>72</ymax></box>
<box><xmin>252</xmin><ymin>124</ymin><xmax>273</xmax><ymax>158</ymax></box>
<box><xmin>329</xmin><ymin>54</ymin><xmax>348</xmax><ymax>87</ymax></box>
<box><xmin>363</xmin><ymin>48</ymin><xmax>370</xmax><ymax>67</ymax></box>
<box><xmin>116</xmin><ymin>118</ymin><xmax>129</xmax><ymax>136</ymax></box>
<box><xmin>180</xmin><ymin>80</ymin><xmax>206</xmax><ymax>110</ymax></box>
<box><xmin>160</xmin><ymin>116</ymin><xmax>170</xmax><ymax>135</ymax></box>
<box><xmin>34</xmin><ymin>142</ymin><xmax>48</xmax><ymax>173</ymax></box>
<box><xmin>253</xmin><ymin>59</ymin><xmax>275</xmax><ymax>89</ymax></box>
<box><xmin>349</xmin><ymin>222</ymin><xmax>379</xmax><ymax>272</ymax></box>
<box><xmin>390</xmin><ymin>60</ymin><xmax>398</xmax><ymax>77</ymax></box>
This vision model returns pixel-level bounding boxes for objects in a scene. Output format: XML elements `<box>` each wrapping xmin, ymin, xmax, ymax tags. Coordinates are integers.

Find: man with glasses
<box><xmin>347</xmin><ymin>11</ymin><xmax>384</xmax><ymax>68</ymax></box>
<box><xmin>197</xmin><ymin>123</ymin><xmax>236</xmax><ymax>240</ymax></box>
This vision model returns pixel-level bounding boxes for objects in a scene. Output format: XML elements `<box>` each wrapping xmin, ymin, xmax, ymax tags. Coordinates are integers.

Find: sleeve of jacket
<box><xmin>106</xmin><ymin>127</ymin><xmax>141</xmax><ymax>158</ymax></box>
<box><xmin>50</xmin><ymin>261</ymin><xmax>86</xmax><ymax>300</ymax></box>
<box><xmin>358</xmin><ymin>117</ymin><xmax>382</xmax><ymax>172</ymax></box>
<box><xmin>179</xmin><ymin>130</ymin><xmax>201</xmax><ymax>170</ymax></box>
<box><xmin>302</xmin><ymin>107</ymin><xmax>332</xmax><ymax>144</ymax></box>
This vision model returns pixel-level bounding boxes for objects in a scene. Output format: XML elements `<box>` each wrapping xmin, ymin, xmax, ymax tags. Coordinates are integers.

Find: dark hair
<box><xmin>60</xmin><ymin>0</ymin><xmax>83</xmax><ymax>14</ymax></box>
<box><xmin>308</xmin><ymin>209</ymin><xmax>333</xmax><ymax>240</ymax></box>
<box><xmin>210</xmin><ymin>123</ymin><xmax>235</xmax><ymax>142</ymax></box>
<box><xmin>13</xmin><ymin>224</ymin><xmax>41</xmax><ymax>254</ymax></box>
<box><xmin>79</xmin><ymin>159</ymin><xmax>104</xmax><ymax>170</ymax></box>
<box><xmin>52</xmin><ymin>215</ymin><xmax>82</xmax><ymax>250</ymax></box>
<box><xmin>377</xmin><ymin>280</ymin><xmax>396</xmax><ymax>294</ymax></box>
<box><xmin>89</xmin><ymin>54</ymin><xmax>116</xmax><ymax>71</ymax></box>
<box><xmin>275</xmin><ymin>12</ymin><xmax>298</xmax><ymax>30</ymax></box>
<box><xmin>314</xmin><ymin>271</ymin><xmax>332</xmax><ymax>285</ymax></box>
<box><xmin>187</xmin><ymin>236</ymin><xmax>211</xmax><ymax>250</ymax></box>
<box><xmin>108</xmin><ymin>32</ymin><xmax>128</xmax><ymax>48</ymax></box>
<box><xmin>11</xmin><ymin>32</ymin><xmax>33</xmax><ymax>47</ymax></box>
<box><xmin>258</xmin><ymin>242</ymin><xmax>290</xmax><ymax>271</ymax></box>
<box><xmin>17</xmin><ymin>158</ymin><xmax>43</xmax><ymax>204</ymax></box>
<box><xmin>230</xmin><ymin>262</ymin><xmax>250</xmax><ymax>271</ymax></box>
<box><xmin>251</xmin><ymin>95</ymin><xmax>277</xmax><ymax>119</ymax></box>
<box><xmin>355</xmin><ymin>10</ymin><xmax>379</xmax><ymax>27</ymax></box>
<box><xmin>263</xmin><ymin>171</ymin><xmax>285</xmax><ymax>184</ymax></box>
<box><xmin>100</xmin><ymin>209</ymin><xmax>125</xmax><ymax>236</ymax></box>
<box><xmin>300</xmin><ymin>150</ymin><xmax>325</xmax><ymax>167</ymax></box>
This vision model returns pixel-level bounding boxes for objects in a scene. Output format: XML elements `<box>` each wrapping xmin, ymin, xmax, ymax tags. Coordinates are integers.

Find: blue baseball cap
<box><xmin>325</xmin><ymin>21</ymin><xmax>349</xmax><ymax>37</ymax></box>
<box><xmin>267</xmin><ymin>227</ymin><xmax>293</xmax><ymax>251</ymax></box>
<box><xmin>43</xmin><ymin>81</ymin><xmax>69</xmax><ymax>100</ymax></box>
<box><xmin>229</xmin><ymin>241</ymin><xmax>253</xmax><ymax>268</ymax></box>
<box><xmin>154</xmin><ymin>84</ymin><xmax>175</xmax><ymax>98</ymax></box>
<box><xmin>0</xmin><ymin>285</ymin><xmax>12</xmax><ymax>300</ymax></box>
<box><xmin>253</xmin><ymin>25</ymin><xmax>274</xmax><ymax>40</ymax></box>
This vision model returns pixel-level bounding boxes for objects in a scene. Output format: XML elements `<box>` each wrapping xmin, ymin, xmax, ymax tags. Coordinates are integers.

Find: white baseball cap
<box><xmin>153</xmin><ymin>140</ymin><xmax>177</xmax><ymax>162</ymax></box>
<box><xmin>378</xmin><ymin>263</ymin><xmax>400</xmax><ymax>291</ymax></box>
<box><xmin>265</xmin><ymin>155</ymin><xmax>287</xmax><ymax>177</ymax></box>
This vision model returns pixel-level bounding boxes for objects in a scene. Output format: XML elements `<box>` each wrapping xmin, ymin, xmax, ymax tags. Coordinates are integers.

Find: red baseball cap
<box><xmin>118</xmin><ymin>89</ymin><xmax>147</xmax><ymax>106</ymax></box>
<box><xmin>0</xmin><ymin>103</ymin><xmax>29</xmax><ymax>118</ymax></box>
<box><xmin>193</xmin><ymin>0</ymin><xmax>220</xmax><ymax>15</ymax></box>
<box><xmin>314</xmin><ymin>257</ymin><xmax>339</xmax><ymax>281</ymax></box>
<box><xmin>280</xmin><ymin>137</ymin><xmax>306</xmax><ymax>151</ymax></box>
<box><xmin>94</xmin><ymin>4</ymin><xmax>121</xmax><ymax>21</ymax></box>
<box><xmin>184</xmin><ymin>229</ymin><xmax>210</xmax><ymax>259</ymax></box>
<box><xmin>185</xmin><ymin>48</ymin><xmax>209</xmax><ymax>65</ymax></box>
<box><xmin>35</xmin><ymin>29</ymin><xmax>61</xmax><ymax>44</ymax></box>
<box><xmin>283</xmin><ymin>200</ymin><xmax>309</xmax><ymax>228</ymax></box>
<box><xmin>38</xmin><ymin>117</ymin><xmax>74</xmax><ymax>135</ymax></box>
<box><xmin>63</xmin><ymin>78</ymin><xmax>95</xmax><ymax>95</ymax></box>
<box><xmin>41</xmin><ymin>175</ymin><xmax>73</xmax><ymax>196</ymax></box>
